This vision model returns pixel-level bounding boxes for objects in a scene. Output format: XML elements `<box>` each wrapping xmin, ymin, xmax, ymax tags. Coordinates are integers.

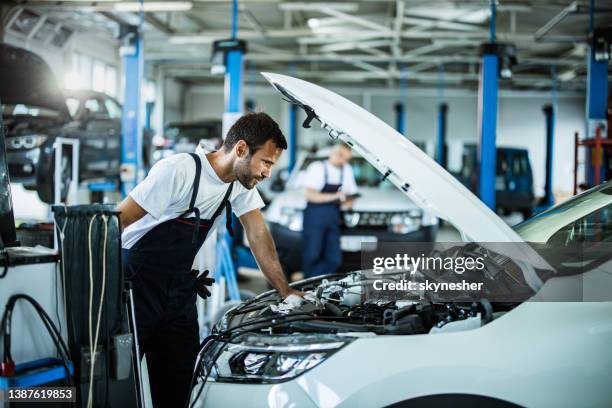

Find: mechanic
<box><xmin>116</xmin><ymin>112</ymin><xmax>302</xmax><ymax>408</ymax></box>
<box><xmin>302</xmin><ymin>143</ymin><xmax>358</xmax><ymax>278</ymax></box>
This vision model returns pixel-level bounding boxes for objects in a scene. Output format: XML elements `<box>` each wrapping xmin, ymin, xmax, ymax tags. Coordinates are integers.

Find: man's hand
<box><xmin>240</xmin><ymin>209</ymin><xmax>304</xmax><ymax>298</ymax></box>
<box><xmin>279</xmin><ymin>287</ymin><xmax>305</xmax><ymax>299</ymax></box>
<box><xmin>192</xmin><ymin>269</ymin><xmax>215</xmax><ymax>299</ymax></box>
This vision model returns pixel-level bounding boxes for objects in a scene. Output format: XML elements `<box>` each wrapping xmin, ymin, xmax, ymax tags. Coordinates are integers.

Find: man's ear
<box><xmin>235</xmin><ymin>140</ymin><xmax>249</xmax><ymax>158</ymax></box>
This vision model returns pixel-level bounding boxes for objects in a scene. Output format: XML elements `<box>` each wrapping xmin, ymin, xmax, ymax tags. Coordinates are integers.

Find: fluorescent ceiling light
<box><xmin>307</xmin><ymin>18</ymin><xmax>320</xmax><ymax>29</ymax></box>
<box><xmin>114</xmin><ymin>2</ymin><xmax>193</xmax><ymax>12</ymax></box>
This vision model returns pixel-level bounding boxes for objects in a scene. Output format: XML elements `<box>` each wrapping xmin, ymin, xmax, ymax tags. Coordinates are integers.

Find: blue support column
<box><xmin>437</xmin><ymin>103</ymin><xmax>448</xmax><ymax>168</ymax></box>
<box><xmin>225</xmin><ymin>50</ymin><xmax>244</xmax><ymax>115</ymax></box>
<box><xmin>586</xmin><ymin>0</ymin><xmax>609</xmax><ymax>185</ymax></box>
<box><xmin>394</xmin><ymin>103</ymin><xmax>405</xmax><ymax>135</ymax></box>
<box><xmin>288</xmin><ymin>103</ymin><xmax>298</xmax><ymax>172</ymax></box>
<box><xmin>477</xmin><ymin>1</ymin><xmax>499</xmax><ymax>211</ymax></box>
<box><xmin>120</xmin><ymin>30</ymin><xmax>144</xmax><ymax>197</ymax></box>
<box><xmin>478</xmin><ymin>53</ymin><xmax>499</xmax><ymax>210</ymax></box>
<box><xmin>542</xmin><ymin>104</ymin><xmax>555</xmax><ymax>207</ymax></box>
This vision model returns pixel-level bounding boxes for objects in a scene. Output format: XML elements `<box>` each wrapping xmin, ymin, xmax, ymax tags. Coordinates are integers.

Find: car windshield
<box><xmin>299</xmin><ymin>156</ymin><xmax>394</xmax><ymax>188</ymax></box>
<box><xmin>514</xmin><ymin>182</ymin><xmax>612</xmax><ymax>275</ymax></box>
<box><xmin>2</xmin><ymin>103</ymin><xmax>62</xmax><ymax>118</ymax></box>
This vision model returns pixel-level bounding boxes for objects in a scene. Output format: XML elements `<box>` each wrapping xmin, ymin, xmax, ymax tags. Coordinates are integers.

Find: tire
<box><xmin>36</xmin><ymin>150</ymin><xmax>71</xmax><ymax>204</ymax></box>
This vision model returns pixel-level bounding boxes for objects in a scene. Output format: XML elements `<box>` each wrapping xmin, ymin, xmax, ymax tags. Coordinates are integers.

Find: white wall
<box><xmin>184</xmin><ymin>84</ymin><xmax>584</xmax><ymax>198</ymax></box>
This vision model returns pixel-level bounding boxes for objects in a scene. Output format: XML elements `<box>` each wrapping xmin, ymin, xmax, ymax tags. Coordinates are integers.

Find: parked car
<box><xmin>152</xmin><ymin>120</ymin><xmax>222</xmax><ymax>163</ymax></box>
<box><xmin>457</xmin><ymin>144</ymin><xmax>535</xmax><ymax>218</ymax></box>
<box><xmin>1</xmin><ymin>44</ymin><xmax>150</xmax><ymax>203</ymax></box>
<box><xmin>265</xmin><ymin>147</ymin><xmax>438</xmax><ymax>277</ymax></box>
<box><xmin>190</xmin><ymin>74</ymin><xmax>612</xmax><ymax>408</ymax></box>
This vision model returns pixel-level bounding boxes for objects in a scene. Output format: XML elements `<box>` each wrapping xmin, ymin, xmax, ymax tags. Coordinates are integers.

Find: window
<box><xmin>69</xmin><ymin>53</ymin><xmax>118</xmax><ymax>96</ymax></box>
<box><xmin>65</xmin><ymin>98</ymin><xmax>80</xmax><ymax>117</ymax></box>
<box><xmin>105</xmin><ymin>66</ymin><xmax>117</xmax><ymax>97</ymax></box>
<box><xmin>84</xmin><ymin>98</ymin><xmax>103</xmax><ymax>115</ymax></box>
<box><xmin>92</xmin><ymin>60</ymin><xmax>106</xmax><ymax>92</ymax></box>
<box><xmin>104</xmin><ymin>99</ymin><xmax>122</xmax><ymax>119</ymax></box>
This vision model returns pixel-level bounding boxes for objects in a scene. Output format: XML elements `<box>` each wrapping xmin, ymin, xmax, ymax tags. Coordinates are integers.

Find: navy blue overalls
<box><xmin>302</xmin><ymin>162</ymin><xmax>343</xmax><ymax>278</ymax></box>
<box><xmin>121</xmin><ymin>153</ymin><xmax>233</xmax><ymax>408</ymax></box>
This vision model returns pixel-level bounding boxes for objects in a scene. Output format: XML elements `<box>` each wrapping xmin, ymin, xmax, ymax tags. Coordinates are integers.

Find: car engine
<box><xmin>218</xmin><ymin>271</ymin><xmax>516</xmax><ymax>336</ymax></box>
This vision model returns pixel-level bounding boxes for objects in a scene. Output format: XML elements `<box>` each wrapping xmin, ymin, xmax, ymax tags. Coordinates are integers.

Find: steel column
<box><xmin>477</xmin><ymin>1</ymin><xmax>499</xmax><ymax>210</ymax></box>
<box><xmin>120</xmin><ymin>31</ymin><xmax>144</xmax><ymax>197</ymax></box>
<box><xmin>394</xmin><ymin>103</ymin><xmax>405</xmax><ymax>136</ymax></box>
<box><xmin>585</xmin><ymin>0</ymin><xmax>609</xmax><ymax>185</ymax></box>
<box><xmin>543</xmin><ymin>104</ymin><xmax>555</xmax><ymax>207</ymax></box>
<box><xmin>437</xmin><ymin>103</ymin><xmax>448</xmax><ymax>168</ymax></box>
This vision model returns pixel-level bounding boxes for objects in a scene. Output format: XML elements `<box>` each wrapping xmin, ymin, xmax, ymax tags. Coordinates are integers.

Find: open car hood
<box><xmin>262</xmin><ymin>73</ymin><xmax>551</xmax><ymax>278</ymax></box>
<box><xmin>0</xmin><ymin>44</ymin><xmax>69</xmax><ymax>117</ymax></box>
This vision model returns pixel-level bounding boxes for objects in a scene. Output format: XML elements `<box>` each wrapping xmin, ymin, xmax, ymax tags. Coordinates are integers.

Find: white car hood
<box><xmin>262</xmin><ymin>72</ymin><xmax>551</xmax><ymax>277</ymax></box>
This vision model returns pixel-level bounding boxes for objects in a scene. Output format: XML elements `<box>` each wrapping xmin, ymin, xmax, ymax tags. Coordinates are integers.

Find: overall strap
<box><xmin>187</xmin><ymin>152</ymin><xmax>202</xmax><ymax>212</ymax></box>
<box><xmin>322</xmin><ymin>161</ymin><xmax>328</xmax><ymax>188</ymax></box>
<box><xmin>210</xmin><ymin>183</ymin><xmax>235</xmax><ymax>237</ymax></box>
<box><xmin>185</xmin><ymin>153</ymin><xmax>202</xmax><ymax>243</ymax></box>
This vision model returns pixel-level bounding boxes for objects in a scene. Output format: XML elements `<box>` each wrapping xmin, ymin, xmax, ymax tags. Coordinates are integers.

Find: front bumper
<box><xmin>189</xmin><ymin>379</ymin><xmax>318</xmax><ymax>408</ymax></box>
<box><xmin>270</xmin><ymin>222</ymin><xmax>438</xmax><ymax>274</ymax></box>
<box><xmin>6</xmin><ymin>148</ymin><xmax>41</xmax><ymax>186</ymax></box>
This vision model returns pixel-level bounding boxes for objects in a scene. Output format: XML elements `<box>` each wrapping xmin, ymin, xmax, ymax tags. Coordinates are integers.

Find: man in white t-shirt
<box><xmin>301</xmin><ymin>144</ymin><xmax>358</xmax><ymax>278</ymax></box>
<box><xmin>117</xmin><ymin>112</ymin><xmax>302</xmax><ymax>407</ymax></box>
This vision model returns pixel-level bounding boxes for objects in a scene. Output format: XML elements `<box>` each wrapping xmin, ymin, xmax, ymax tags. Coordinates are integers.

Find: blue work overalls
<box><xmin>302</xmin><ymin>162</ymin><xmax>343</xmax><ymax>278</ymax></box>
<box><xmin>122</xmin><ymin>153</ymin><xmax>233</xmax><ymax>408</ymax></box>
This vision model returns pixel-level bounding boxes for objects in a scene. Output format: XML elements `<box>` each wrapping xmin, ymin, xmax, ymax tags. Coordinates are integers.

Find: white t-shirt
<box><xmin>122</xmin><ymin>151</ymin><xmax>264</xmax><ymax>249</ymax></box>
<box><xmin>302</xmin><ymin>161</ymin><xmax>358</xmax><ymax>194</ymax></box>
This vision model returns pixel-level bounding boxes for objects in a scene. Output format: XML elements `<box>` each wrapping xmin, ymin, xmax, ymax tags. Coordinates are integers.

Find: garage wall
<box><xmin>185</xmin><ymin>84</ymin><xmax>584</xmax><ymax>198</ymax></box>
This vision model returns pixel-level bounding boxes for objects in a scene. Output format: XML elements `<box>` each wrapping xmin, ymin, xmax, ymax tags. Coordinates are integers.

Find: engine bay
<box><xmin>218</xmin><ymin>271</ymin><xmax>518</xmax><ymax>336</ymax></box>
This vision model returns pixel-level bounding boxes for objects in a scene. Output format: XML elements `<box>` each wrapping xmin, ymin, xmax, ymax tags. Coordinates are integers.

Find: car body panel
<box><xmin>199</xmin><ymin>302</ymin><xmax>612</xmax><ymax>408</ymax></box>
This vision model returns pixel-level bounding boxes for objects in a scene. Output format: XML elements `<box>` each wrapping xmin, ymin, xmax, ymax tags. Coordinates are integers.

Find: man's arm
<box><xmin>304</xmin><ymin>187</ymin><xmax>345</xmax><ymax>203</ymax></box>
<box><xmin>117</xmin><ymin>196</ymin><xmax>147</xmax><ymax>230</ymax></box>
<box><xmin>239</xmin><ymin>209</ymin><xmax>303</xmax><ymax>298</ymax></box>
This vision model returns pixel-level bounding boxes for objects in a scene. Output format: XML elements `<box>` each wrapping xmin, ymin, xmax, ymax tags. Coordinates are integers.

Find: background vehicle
<box><xmin>457</xmin><ymin>144</ymin><xmax>535</xmax><ymax>218</ymax></box>
<box><xmin>152</xmin><ymin>120</ymin><xmax>222</xmax><ymax>163</ymax></box>
<box><xmin>2</xmin><ymin>44</ymin><xmax>150</xmax><ymax>203</ymax></box>
<box><xmin>265</xmin><ymin>147</ymin><xmax>438</xmax><ymax>277</ymax></box>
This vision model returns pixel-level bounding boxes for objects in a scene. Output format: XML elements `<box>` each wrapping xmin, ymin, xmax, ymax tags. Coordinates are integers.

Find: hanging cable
<box><xmin>56</xmin><ymin>203</ymin><xmax>69</xmax><ymax>337</ymax></box>
<box><xmin>86</xmin><ymin>214</ymin><xmax>108</xmax><ymax>408</ymax></box>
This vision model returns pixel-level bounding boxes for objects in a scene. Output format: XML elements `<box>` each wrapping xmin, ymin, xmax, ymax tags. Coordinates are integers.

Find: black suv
<box><xmin>1</xmin><ymin>44</ymin><xmax>150</xmax><ymax>203</ymax></box>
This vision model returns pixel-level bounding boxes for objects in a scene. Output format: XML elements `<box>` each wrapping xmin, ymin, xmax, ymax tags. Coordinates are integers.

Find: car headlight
<box><xmin>7</xmin><ymin>134</ymin><xmax>48</xmax><ymax>150</ymax></box>
<box><xmin>279</xmin><ymin>207</ymin><xmax>303</xmax><ymax>232</ymax></box>
<box><xmin>388</xmin><ymin>212</ymin><xmax>421</xmax><ymax>234</ymax></box>
<box><xmin>202</xmin><ymin>334</ymin><xmax>351</xmax><ymax>383</ymax></box>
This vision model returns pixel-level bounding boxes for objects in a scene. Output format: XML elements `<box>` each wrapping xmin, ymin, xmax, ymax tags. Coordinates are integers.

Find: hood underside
<box><xmin>261</xmin><ymin>72</ymin><xmax>551</xmax><ymax>282</ymax></box>
<box><xmin>0</xmin><ymin>44</ymin><xmax>69</xmax><ymax>117</ymax></box>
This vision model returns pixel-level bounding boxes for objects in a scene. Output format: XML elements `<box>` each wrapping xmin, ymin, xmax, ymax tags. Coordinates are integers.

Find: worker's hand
<box><xmin>191</xmin><ymin>269</ymin><xmax>215</xmax><ymax>299</ymax></box>
<box><xmin>336</xmin><ymin>192</ymin><xmax>346</xmax><ymax>202</ymax></box>
<box><xmin>279</xmin><ymin>287</ymin><xmax>305</xmax><ymax>299</ymax></box>
<box><xmin>342</xmin><ymin>198</ymin><xmax>355</xmax><ymax>208</ymax></box>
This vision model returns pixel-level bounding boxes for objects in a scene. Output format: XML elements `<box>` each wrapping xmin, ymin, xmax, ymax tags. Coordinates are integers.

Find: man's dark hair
<box><xmin>223</xmin><ymin>112</ymin><xmax>287</xmax><ymax>155</ymax></box>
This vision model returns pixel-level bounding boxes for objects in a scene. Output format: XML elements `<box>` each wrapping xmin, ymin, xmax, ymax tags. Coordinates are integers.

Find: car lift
<box><xmin>477</xmin><ymin>1</ymin><xmax>500</xmax><ymax>211</ymax></box>
<box><xmin>119</xmin><ymin>24</ymin><xmax>145</xmax><ymax>198</ymax></box>
<box><xmin>211</xmin><ymin>0</ymin><xmax>246</xmax><ymax>303</ymax></box>
<box><xmin>436</xmin><ymin>64</ymin><xmax>448</xmax><ymax>169</ymax></box>
<box><xmin>583</xmin><ymin>0</ymin><xmax>610</xmax><ymax>188</ymax></box>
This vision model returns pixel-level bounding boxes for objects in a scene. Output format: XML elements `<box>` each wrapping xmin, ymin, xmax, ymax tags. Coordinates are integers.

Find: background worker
<box><xmin>301</xmin><ymin>143</ymin><xmax>358</xmax><ymax>278</ymax></box>
<box><xmin>116</xmin><ymin>112</ymin><xmax>302</xmax><ymax>408</ymax></box>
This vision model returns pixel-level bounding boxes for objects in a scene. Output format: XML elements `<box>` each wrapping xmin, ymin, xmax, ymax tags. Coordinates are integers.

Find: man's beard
<box><xmin>234</xmin><ymin>157</ymin><xmax>259</xmax><ymax>189</ymax></box>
